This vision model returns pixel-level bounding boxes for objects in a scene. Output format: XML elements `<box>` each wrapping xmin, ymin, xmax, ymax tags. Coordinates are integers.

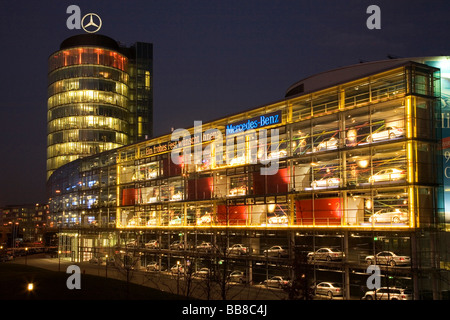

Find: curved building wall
<box><xmin>47</xmin><ymin>46</ymin><xmax>130</xmax><ymax>179</ymax></box>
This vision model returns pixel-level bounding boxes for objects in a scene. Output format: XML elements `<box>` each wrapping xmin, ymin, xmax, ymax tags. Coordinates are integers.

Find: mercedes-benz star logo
<box><xmin>81</xmin><ymin>13</ymin><xmax>102</xmax><ymax>33</ymax></box>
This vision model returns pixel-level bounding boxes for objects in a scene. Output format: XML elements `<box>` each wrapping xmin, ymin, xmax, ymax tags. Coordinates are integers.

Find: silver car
<box><xmin>263</xmin><ymin>245</ymin><xmax>288</xmax><ymax>257</ymax></box>
<box><xmin>194</xmin><ymin>268</ymin><xmax>210</xmax><ymax>278</ymax></box>
<box><xmin>362</xmin><ymin>287</ymin><xmax>413</xmax><ymax>300</ymax></box>
<box><xmin>262</xmin><ymin>276</ymin><xmax>290</xmax><ymax>289</ymax></box>
<box><xmin>196</xmin><ymin>242</ymin><xmax>214</xmax><ymax>253</ymax></box>
<box><xmin>368</xmin><ymin>168</ymin><xmax>406</xmax><ymax>183</ymax></box>
<box><xmin>311</xmin><ymin>177</ymin><xmax>341</xmax><ymax>189</ymax></box>
<box><xmin>145</xmin><ymin>240</ymin><xmax>159</xmax><ymax>249</ymax></box>
<box><xmin>307</xmin><ymin>248</ymin><xmax>344</xmax><ymax>262</ymax></box>
<box><xmin>365</xmin><ymin>251</ymin><xmax>411</xmax><ymax>267</ymax></box>
<box><xmin>367</xmin><ymin>126</ymin><xmax>404</xmax><ymax>143</ymax></box>
<box><xmin>314</xmin><ymin>282</ymin><xmax>343</xmax><ymax>299</ymax></box>
<box><xmin>314</xmin><ymin>137</ymin><xmax>338</xmax><ymax>152</ymax></box>
<box><xmin>227</xmin><ymin>244</ymin><xmax>248</xmax><ymax>255</ymax></box>
<box><xmin>228</xmin><ymin>270</ymin><xmax>247</xmax><ymax>283</ymax></box>
<box><xmin>146</xmin><ymin>262</ymin><xmax>160</xmax><ymax>271</ymax></box>
<box><xmin>369</xmin><ymin>209</ymin><xmax>408</xmax><ymax>224</ymax></box>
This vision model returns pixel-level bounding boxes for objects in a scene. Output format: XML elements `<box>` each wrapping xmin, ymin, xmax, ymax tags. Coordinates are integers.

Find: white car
<box><xmin>228</xmin><ymin>270</ymin><xmax>248</xmax><ymax>283</ymax></box>
<box><xmin>171</xmin><ymin>264</ymin><xmax>185</xmax><ymax>275</ymax></box>
<box><xmin>194</xmin><ymin>268</ymin><xmax>211</xmax><ymax>278</ymax></box>
<box><xmin>314</xmin><ymin>137</ymin><xmax>338</xmax><ymax>152</ymax></box>
<box><xmin>146</xmin><ymin>262</ymin><xmax>160</xmax><ymax>271</ymax></box>
<box><xmin>229</xmin><ymin>156</ymin><xmax>246</xmax><ymax>166</ymax></box>
<box><xmin>365</xmin><ymin>251</ymin><xmax>411</xmax><ymax>266</ymax></box>
<box><xmin>313</xmin><ymin>282</ymin><xmax>343</xmax><ymax>299</ymax></box>
<box><xmin>229</xmin><ymin>186</ymin><xmax>246</xmax><ymax>196</ymax></box>
<box><xmin>144</xmin><ymin>240</ymin><xmax>159</xmax><ymax>248</ymax></box>
<box><xmin>367</xmin><ymin>126</ymin><xmax>403</xmax><ymax>143</ymax></box>
<box><xmin>267</xmin><ymin>214</ymin><xmax>289</xmax><ymax>224</ymax></box>
<box><xmin>369</xmin><ymin>209</ymin><xmax>408</xmax><ymax>224</ymax></box>
<box><xmin>264</xmin><ymin>245</ymin><xmax>288</xmax><ymax>257</ymax></box>
<box><xmin>362</xmin><ymin>287</ymin><xmax>412</xmax><ymax>300</ymax></box>
<box><xmin>227</xmin><ymin>244</ymin><xmax>248</xmax><ymax>255</ymax></box>
<box><xmin>368</xmin><ymin>168</ymin><xmax>406</xmax><ymax>183</ymax></box>
<box><xmin>169</xmin><ymin>216</ymin><xmax>183</xmax><ymax>225</ymax></box>
<box><xmin>262</xmin><ymin>276</ymin><xmax>291</xmax><ymax>289</ymax></box>
<box><xmin>311</xmin><ymin>177</ymin><xmax>341</xmax><ymax>189</ymax></box>
<box><xmin>267</xmin><ymin>149</ymin><xmax>287</xmax><ymax>159</ymax></box>
<box><xmin>170</xmin><ymin>192</ymin><xmax>183</xmax><ymax>201</ymax></box>
<box><xmin>307</xmin><ymin>248</ymin><xmax>344</xmax><ymax>262</ymax></box>
<box><xmin>196</xmin><ymin>242</ymin><xmax>214</xmax><ymax>253</ymax></box>
<box><xmin>196</xmin><ymin>213</ymin><xmax>213</xmax><ymax>225</ymax></box>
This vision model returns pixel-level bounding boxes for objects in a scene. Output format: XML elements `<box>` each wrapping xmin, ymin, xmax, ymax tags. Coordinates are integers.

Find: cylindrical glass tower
<box><xmin>47</xmin><ymin>34</ymin><xmax>130</xmax><ymax>179</ymax></box>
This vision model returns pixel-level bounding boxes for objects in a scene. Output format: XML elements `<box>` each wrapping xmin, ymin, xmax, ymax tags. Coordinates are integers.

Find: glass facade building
<box><xmin>47</xmin><ymin>34</ymin><xmax>153</xmax><ymax>179</ymax></box>
<box><xmin>47</xmin><ymin>58</ymin><xmax>450</xmax><ymax>299</ymax></box>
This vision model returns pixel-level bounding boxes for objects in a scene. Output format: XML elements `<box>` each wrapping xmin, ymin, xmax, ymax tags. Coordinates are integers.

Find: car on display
<box><xmin>228</xmin><ymin>270</ymin><xmax>248</xmax><ymax>284</ymax></box>
<box><xmin>267</xmin><ymin>149</ymin><xmax>287</xmax><ymax>159</ymax></box>
<box><xmin>193</xmin><ymin>268</ymin><xmax>211</xmax><ymax>278</ymax></box>
<box><xmin>171</xmin><ymin>192</ymin><xmax>183</xmax><ymax>201</ymax></box>
<box><xmin>366</xmin><ymin>126</ymin><xmax>404</xmax><ymax>143</ymax></box>
<box><xmin>169</xmin><ymin>216</ymin><xmax>183</xmax><ymax>225</ymax></box>
<box><xmin>263</xmin><ymin>245</ymin><xmax>288</xmax><ymax>257</ymax></box>
<box><xmin>368</xmin><ymin>168</ymin><xmax>406</xmax><ymax>183</ymax></box>
<box><xmin>262</xmin><ymin>276</ymin><xmax>291</xmax><ymax>289</ymax></box>
<box><xmin>228</xmin><ymin>186</ymin><xmax>247</xmax><ymax>196</ymax></box>
<box><xmin>196</xmin><ymin>213</ymin><xmax>213</xmax><ymax>225</ymax></box>
<box><xmin>227</xmin><ymin>244</ymin><xmax>248</xmax><ymax>255</ymax></box>
<box><xmin>362</xmin><ymin>287</ymin><xmax>413</xmax><ymax>300</ymax></box>
<box><xmin>146</xmin><ymin>262</ymin><xmax>160</xmax><ymax>271</ymax></box>
<box><xmin>267</xmin><ymin>214</ymin><xmax>289</xmax><ymax>225</ymax></box>
<box><xmin>307</xmin><ymin>248</ymin><xmax>344</xmax><ymax>262</ymax></box>
<box><xmin>230</xmin><ymin>156</ymin><xmax>246</xmax><ymax>166</ymax></box>
<box><xmin>170</xmin><ymin>240</ymin><xmax>185</xmax><ymax>250</ymax></box>
<box><xmin>311</xmin><ymin>177</ymin><xmax>341</xmax><ymax>189</ymax></box>
<box><xmin>125</xmin><ymin>240</ymin><xmax>139</xmax><ymax>248</ymax></box>
<box><xmin>170</xmin><ymin>264</ymin><xmax>185</xmax><ymax>275</ymax></box>
<box><xmin>314</xmin><ymin>137</ymin><xmax>338</xmax><ymax>152</ymax></box>
<box><xmin>144</xmin><ymin>239</ymin><xmax>159</xmax><ymax>249</ymax></box>
<box><xmin>313</xmin><ymin>282</ymin><xmax>343</xmax><ymax>299</ymax></box>
<box><xmin>89</xmin><ymin>256</ymin><xmax>103</xmax><ymax>264</ymax></box>
<box><xmin>365</xmin><ymin>251</ymin><xmax>411</xmax><ymax>267</ymax></box>
<box><xmin>196</xmin><ymin>242</ymin><xmax>214</xmax><ymax>253</ymax></box>
<box><xmin>369</xmin><ymin>209</ymin><xmax>408</xmax><ymax>224</ymax></box>
<box><xmin>146</xmin><ymin>218</ymin><xmax>158</xmax><ymax>226</ymax></box>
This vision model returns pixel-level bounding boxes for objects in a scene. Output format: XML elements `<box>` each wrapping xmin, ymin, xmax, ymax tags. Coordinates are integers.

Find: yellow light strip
<box><xmin>117</xmin><ymin>224</ymin><xmax>411</xmax><ymax>230</ymax></box>
<box><xmin>409</xmin><ymin>186</ymin><xmax>416</xmax><ymax>228</ymax></box>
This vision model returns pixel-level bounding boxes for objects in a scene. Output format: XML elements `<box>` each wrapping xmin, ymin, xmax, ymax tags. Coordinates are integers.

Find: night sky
<box><xmin>0</xmin><ymin>0</ymin><xmax>449</xmax><ymax>206</ymax></box>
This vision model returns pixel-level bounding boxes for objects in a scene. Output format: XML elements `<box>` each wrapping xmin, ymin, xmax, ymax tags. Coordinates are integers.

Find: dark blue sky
<box><xmin>0</xmin><ymin>0</ymin><xmax>449</xmax><ymax>206</ymax></box>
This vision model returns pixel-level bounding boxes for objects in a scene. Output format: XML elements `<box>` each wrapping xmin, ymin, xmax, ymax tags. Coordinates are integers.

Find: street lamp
<box><xmin>25</xmin><ymin>247</ymin><xmax>28</xmax><ymax>265</ymax></box>
<box><xmin>58</xmin><ymin>250</ymin><xmax>61</xmax><ymax>272</ymax></box>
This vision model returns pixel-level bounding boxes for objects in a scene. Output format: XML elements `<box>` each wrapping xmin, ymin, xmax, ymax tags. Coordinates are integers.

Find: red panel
<box><xmin>197</xmin><ymin>177</ymin><xmax>213</xmax><ymax>200</ymax></box>
<box><xmin>267</xmin><ymin>168</ymin><xmax>289</xmax><ymax>194</ymax></box>
<box><xmin>217</xmin><ymin>205</ymin><xmax>248</xmax><ymax>225</ymax></box>
<box><xmin>295</xmin><ymin>198</ymin><xmax>342</xmax><ymax>225</ymax></box>
<box><xmin>187</xmin><ymin>179</ymin><xmax>196</xmax><ymax>200</ymax></box>
<box><xmin>187</xmin><ymin>177</ymin><xmax>213</xmax><ymax>200</ymax></box>
<box><xmin>252</xmin><ymin>167</ymin><xmax>289</xmax><ymax>195</ymax></box>
<box><xmin>163</xmin><ymin>157</ymin><xmax>182</xmax><ymax>177</ymax></box>
<box><xmin>122</xmin><ymin>188</ymin><xmax>136</xmax><ymax>206</ymax></box>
